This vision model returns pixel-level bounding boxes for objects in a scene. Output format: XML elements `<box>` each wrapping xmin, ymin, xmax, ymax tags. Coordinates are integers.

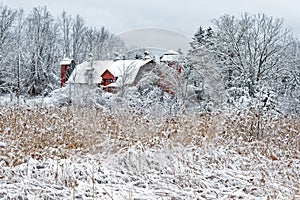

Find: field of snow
<box><xmin>0</xmin><ymin>105</ymin><xmax>299</xmax><ymax>199</ymax></box>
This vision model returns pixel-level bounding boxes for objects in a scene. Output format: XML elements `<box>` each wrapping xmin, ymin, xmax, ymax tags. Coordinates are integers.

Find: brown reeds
<box><xmin>0</xmin><ymin>106</ymin><xmax>299</xmax><ymax>167</ymax></box>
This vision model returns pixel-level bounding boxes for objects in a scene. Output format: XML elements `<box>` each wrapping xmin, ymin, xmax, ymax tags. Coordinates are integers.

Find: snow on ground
<box><xmin>0</xmin><ymin>98</ymin><xmax>299</xmax><ymax>199</ymax></box>
<box><xmin>1</xmin><ymin>139</ymin><xmax>299</xmax><ymax>199</ymax></box>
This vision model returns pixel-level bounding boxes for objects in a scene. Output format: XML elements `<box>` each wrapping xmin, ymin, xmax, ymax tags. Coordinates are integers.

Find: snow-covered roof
<box><xmin>160</xmin><ymin>50</ymin><xmax>180</xmax><ymax>62</ymax></box>
<box><xmin>67</xmin><ymin>58</ymin><xmax>153</xmax><ymax>86</ymax></box>
<box><xmin>67</xmin><ymin>60</ymin><xmax>113</xmax><ymax>84</ymax></box>
<box><xmin>60</xmin><ymin>58</ymin><xmax>74</xmax><ymax>65</ymax></box>
<box><xmin>105</xmin><ymin>58</ymin><xmax>153</xmax><ymax>86</ymax></box>
<box><xmin>164</xmin><ymin>50</ymin><xmax>179</xmax><ymax>55</ymax></box>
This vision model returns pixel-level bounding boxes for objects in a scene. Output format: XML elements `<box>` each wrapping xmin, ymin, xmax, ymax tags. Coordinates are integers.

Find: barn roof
<box><xmin>160</xmin><ymin>50</ymin><xmax>180</xmax><ymax>62</ymax></box>
<box><xmin>67</xmin><ymin>60</ymin><xmax>113</xmax><ymax>84</ymax></box>
<box><xmin>105</xmin><ymin>58</ymin><xmax>153</xmax><ymax>86</ymax></box>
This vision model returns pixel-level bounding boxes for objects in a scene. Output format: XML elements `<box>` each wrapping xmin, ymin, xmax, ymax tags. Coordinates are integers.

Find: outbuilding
<box><xmin>60</xmin><ymin>58</ymin><xmax>75</xmax><ymax>87</ymax></box>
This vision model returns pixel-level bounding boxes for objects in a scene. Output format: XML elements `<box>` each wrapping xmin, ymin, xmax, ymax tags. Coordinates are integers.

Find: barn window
<box><xmin>104</xmin><ymin>79</ymin><xmax>114</xmax><ymax>83</ymax></box>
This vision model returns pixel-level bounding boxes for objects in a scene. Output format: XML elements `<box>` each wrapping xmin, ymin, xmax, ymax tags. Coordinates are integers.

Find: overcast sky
<box><xmin>2</xmin><ymin>0</ymin><xmax>300</xmax><ymax>52</ymax></box>
<box><xmin>2</xmin><ymin>0</ymin><xmax>300</xmax><ymax>37</ymax></box>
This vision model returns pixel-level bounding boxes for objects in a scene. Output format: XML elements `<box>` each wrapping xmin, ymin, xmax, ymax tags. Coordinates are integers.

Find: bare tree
<box><xmin>23</xmin><ymin>6</ymin><xmax>59</xmax><ymax>96</ymax></box>
<box><xmin>13</xmin><ymin>9</ymin><xmax>25</xmax><ymax>101</ymax></box>
<box><xmin>90</xmin><ymin>27</ymin><xmax>126</xmax><ymax>60</ymax></box>
<box><xmin>212</xmin><ymin>13</ymin><xmax>292</xmax><ymax>99</ymax></box>
<box><xmin>72</xmin><ymin>14</ymin><xmax>87</xmax><ymax>63</ymax></box>
<box><xmin>58</xmin><ymin>11</ymin><xmax>72</xmax><ymax>58</ymax></box>
<box><xmin>276</xmin><ymin>40</ymin><xmax>300</xmax><ymax>113</ymax></box>
<box><xmin>0</xmin><ymin>3</ymin><xmax>126</xmax><ymax>97</ymax></box>
<box><xmin>0</xmin><ymin>4</ymin><xmax>17</xmax><ymax>93</ymax></box>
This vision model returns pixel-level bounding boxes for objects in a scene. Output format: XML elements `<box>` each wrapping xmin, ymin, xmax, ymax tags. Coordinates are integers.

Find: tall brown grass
<box><xmin>0</xmin><ymin>106</ymin><xmax>299</xmax><ymax>167</ymax></box>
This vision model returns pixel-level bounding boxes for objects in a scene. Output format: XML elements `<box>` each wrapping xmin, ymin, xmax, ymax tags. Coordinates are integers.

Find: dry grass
<box><xmin>222</xmin><ymin>109</ymin><xmax>300</xmax><ymax>160</ymax></box>
<box><xmin>0</xmin><ymin>106</ymin><xmax>299</xmax><ymax>166</ymax></box>
<box><xmin>0</xmin><ymin>106</ymin><xmax>299</xmax><ymax>199</ymax></box>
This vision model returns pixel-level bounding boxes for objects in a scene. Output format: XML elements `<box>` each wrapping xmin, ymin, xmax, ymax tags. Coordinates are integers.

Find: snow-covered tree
<box><xmin>13</xmin><ymin>9</ymin><xmax>25</xmax><ymax>101</ymax></box>
<box><xmin>22</xmin><ymin>6</ymin><xmax>60</xmax><ymax>96</ymax></box>
<box><xmin>0</xmin><ymin>3</ymin><xmax>127</xmax><ymax>97</ymax></box>
<box><xmin>71</xmin><ymin>14</ymin><xmax>87</xmax><ymax>64</ymax></box>
<box><xmin>58</xmin><ymin>11</ymin><xmax>72</xmax><ymax>58</ymax></box>
<box><xmin>212</xmin><ymin>13</ymin><xmax>293</xmax><ymax>100</ymax></box>
<box><xmin>85</xmin><ymin>26</ymin><xmax>125</xmax><ymax>60</ymax></box>
<box><xmin>58</xmin><ymin>12</ymin><xmax>125</xmax><ymax>63</ymax></box>
<box><xmin>187</xmin><ymin>26</ymin><xmax>225</xmax><ymax>110</ymax></box>
<box><xmin>188</xmin><ymin>13</ymin><xmax>299</xmax><ymax>112</ymax></box>
<box><xmin>277</xmin><ymin>40</ymin><xmax>300</xmax><ymax>113</ymax></box>
<box><xmin>0</xmin><ymin>4</ymin><xmax>17</xmax><ymax>93</ymax></box>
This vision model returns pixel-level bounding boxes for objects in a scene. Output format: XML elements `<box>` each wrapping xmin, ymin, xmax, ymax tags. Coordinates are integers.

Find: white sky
<box><xmin>2</xmin><ymin>0</ymin><xmax>300</xmax><ymax>38</ymax></box>
<box><xmin>2</xmin><ymin>0</ymin><xmax>300</xmax><ymax>53</ymax></box>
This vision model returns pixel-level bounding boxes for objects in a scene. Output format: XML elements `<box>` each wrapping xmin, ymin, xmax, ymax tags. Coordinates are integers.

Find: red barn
<box><xmin>67</xmin><ymin>60</ymin><xmax>112</xmax><ymax>86</ymax></box>
<box><xmin>60</xmin><ymin>58</ymin><xmax>75</xmax><ymax>87</ymax></box>
<box><xmin>101</xmin><ymin>69</ymin><xmax>115</xmax><ymax>86</ymax></box>
<box><xmin>61</xmin><ymin>50</ymin><xmax>185</xmax><ymax>94</ymax></box>
<box><xmin>100</xmin><ymin>58</ymin><xmax>154</xmax><ymax>92</ymax></box>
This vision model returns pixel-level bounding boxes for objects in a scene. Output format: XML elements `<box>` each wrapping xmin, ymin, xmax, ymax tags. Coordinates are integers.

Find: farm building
<box><xmin>60</xmin><ymin>58</ymin><xmax>76</xmax><ymax>87</ymax></box>
<box><xmin>160</xmin><ymin>50</ymin><xmax>182</xmax><ymax>74</ymax></box>
<box><xmin>160</xmin><ymin>50</ymin><xmax>180</xmax><ymax>63</ymax></box>
<box><xmin>61</xmin><ymin>50</ymin><xmax>182</xmax><ymax>93</ymax></box>
<box><xmin>101</xmin><ymin>58</ymin><xmax>154</xmax><ymax>92</ymax></box>
<box><xmin>159</xmin><ymin>50</ymin><xmax>183</xmax><ymax>94</ymax></box>
<box><xmin>62</xmin><ymin>55</ymin><xmax>154</xmax><ymax>92</ymax></box>
<box><xmin>66</xmin><ymin>60</ymin><xmax>113</xmax><ymax>85</ymax></box>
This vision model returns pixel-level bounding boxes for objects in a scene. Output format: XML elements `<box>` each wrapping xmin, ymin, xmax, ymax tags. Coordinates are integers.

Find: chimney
<box><xmin>114</xmin><ymin>52</ymin><xmax>121</xmax><ymax>61</ymax></box>
<box><xmin>143</xmin><ymin>50</ymin><xmax>151</xmax><ymax>60</ymax></box>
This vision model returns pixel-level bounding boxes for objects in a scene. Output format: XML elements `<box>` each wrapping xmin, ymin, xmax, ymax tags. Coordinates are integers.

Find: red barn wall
<box><xmin>61</xmin><ymin>65</ymin><xmax>67</xmax><ymax>87</ymax></box>
<box><xmin>101</xmin><ymin>70</ymin><xmax>115</xmax><ymax>86</ymax></box>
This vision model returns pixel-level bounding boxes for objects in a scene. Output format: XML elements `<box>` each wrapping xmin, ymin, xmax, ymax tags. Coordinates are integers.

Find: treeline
<box><xmin>0</xmin><ymin>4</ymin><xmax>299</xmax><ymax>114</ymax></box>
<box><xmin>140</xmin><ymin>13</ymin><xmax>300</xmax><ymax>115</ymax></box>
<box><xmin>0</xmin><ymin>4</ymin><xmax>125</xmax><ymax>96</ymax></box>
<box><xmin>183</xmin><ymin>13</ymin><xmax>300</xmax><ymax>114</ymax></box>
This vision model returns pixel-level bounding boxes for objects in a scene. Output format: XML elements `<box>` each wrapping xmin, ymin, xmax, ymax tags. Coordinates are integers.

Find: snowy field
<box><xmin>0</xmin><ymin>100</ymin><xmax>299</xmax><ymax>199</ymax></box>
